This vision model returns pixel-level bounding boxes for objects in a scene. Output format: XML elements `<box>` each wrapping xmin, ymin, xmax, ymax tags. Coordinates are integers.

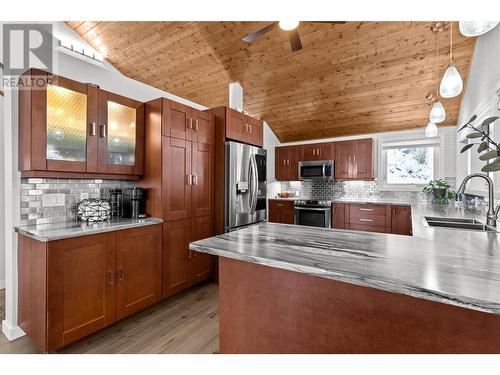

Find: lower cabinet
<box><xmin>332</xmin><ymin>203</ymin><xmax>412</xmax><ymax>236</ymax></box>
<box><xmin>18</xmin><ymin>224</ymin><xmax>162</xmax><ymax>353</ymax></box>
<box><xmin>268</xmin><ymin>199</ymin><xmax>295</xmax><ymax>224</ymax></box>
<box><xmin>163</xmin><ymin>216</ymin><xmax>214</xmax><ymax>299</ymax></box>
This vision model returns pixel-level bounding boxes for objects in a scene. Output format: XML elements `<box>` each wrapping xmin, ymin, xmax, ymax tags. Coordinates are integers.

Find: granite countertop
<box><xmin>15</xmin><ymin>217</ymin><xmax>163</xmax><ymax>242</ymax></box>
<box><xmin>190</xmin><ymin>202</ymin><xmax>500</xmax><ymax>315</ymax></box>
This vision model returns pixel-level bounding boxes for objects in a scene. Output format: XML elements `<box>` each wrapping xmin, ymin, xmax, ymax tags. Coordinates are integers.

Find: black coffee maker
<box><xmin>122</xmin><ymin>188</ymin><xmax>147</xmax><ymax>218</ymax></box>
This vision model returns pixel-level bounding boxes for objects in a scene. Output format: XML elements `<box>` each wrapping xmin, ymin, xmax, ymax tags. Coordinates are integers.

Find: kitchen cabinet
<box><xmin>332</xmin><ymin>203</ymin><xmax>346</xmax><ymax>229</ymax></box>
<box><xmin>162</xmin><ymin>138</ymin><xmax>214</xmax><ymax>221</ymax></box>
<box><xmin>275</xmin><ymin>145</ymin><xmax>299</xmax><ymax>181</ymax></box>
<box><xmin>18</xmin><ymin>224</ymin><xmax>162</xmax><ymax>353</ymax></box>
<box><xmin>18</xmin><ymin>68</ymin><xmax>144</xmax><ymax>179</ymax></box>
<box><xmin>346</xmin><ymin>203</ymin><xmax>392</xmax><ymax>233</ymax></box>
<box><xmin>163</xmin><ymin>217</ymin><xmax>214</xmax><ymax>298</ymax></box>
<box><xmin>299</xmin><ymin>142</ymin><xmax>334</xmax><ymax>161</ymax></box>
<box><xmin>391</xmin><ymin>205</ymin><xmax>413</xmax><ymax>236</ymax></box>
<box><xmin>334</xmin><ymin>139</ymin><xmax>373</xmax><ymax>180</ymax></box>
<box><xmin>268</xmin><ymin>199</ymin><xmax>295</xmax><ymax>224</ymax></box>
<box><xmin>208</xmin><ymin>106</ymin><xmax>263</xmax><ymax>147</ymax></box>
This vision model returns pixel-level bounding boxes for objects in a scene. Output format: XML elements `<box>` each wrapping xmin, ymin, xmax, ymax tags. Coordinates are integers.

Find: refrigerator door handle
<box><xmin>249</xmin><ymin>154</ymin><xmax>258</xmax><ymax>215</ymax></box>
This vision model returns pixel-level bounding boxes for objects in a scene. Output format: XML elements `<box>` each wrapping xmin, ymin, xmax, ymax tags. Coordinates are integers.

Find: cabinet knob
<box><xmin>99</xmin><ymin>124</ymin><xmax>106</xmax><ymax>138</ymax></box>
<box><xmin>89</xmin><ymin>122</ymin><xmax>96</xmax><ymax>136</ymax></box>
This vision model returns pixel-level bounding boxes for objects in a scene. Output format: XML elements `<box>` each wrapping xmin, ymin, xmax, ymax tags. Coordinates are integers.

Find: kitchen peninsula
<box><xmin>190</xmin><ymin>202</ymin><xmax>500</xmax><ymax>353</ymax></box>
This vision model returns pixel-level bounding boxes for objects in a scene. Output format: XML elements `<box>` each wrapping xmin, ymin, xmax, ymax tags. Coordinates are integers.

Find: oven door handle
<box><xmin>294</xmin><ymin>207</ymin><xmax>331</xmax><ymax>211</ymax></box>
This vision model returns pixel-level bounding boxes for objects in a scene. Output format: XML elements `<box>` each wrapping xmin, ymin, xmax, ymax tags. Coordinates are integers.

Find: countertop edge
<box><xmin>189</xmin><ymin>239</ymin><xmax>500</xmax><ymax>316</ymax></box>
<box><xmin>15</xmin><ymin>218</ymin><xmax>164</xmax><ymax>242</ymax></box>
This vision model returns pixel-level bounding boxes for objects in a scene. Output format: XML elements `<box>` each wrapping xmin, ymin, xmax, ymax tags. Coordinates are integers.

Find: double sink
<box><xmin>424</xmin><ymin>216</ymin><xmax>498</xmax><ymax>233</ymax></box>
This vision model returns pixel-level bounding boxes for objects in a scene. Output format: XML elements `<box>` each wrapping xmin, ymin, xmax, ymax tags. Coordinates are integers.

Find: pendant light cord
<box><xmin>449</xmin><ymin>21</ymin><xmax>453</xmax><ymax>64</ymax></box>
<box><xmin>436</xmin><ymin>31</ymin><xmax>439</xmax><ymax>96</ymax></box>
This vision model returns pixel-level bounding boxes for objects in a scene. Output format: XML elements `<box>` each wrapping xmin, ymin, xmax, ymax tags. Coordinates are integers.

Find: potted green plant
<box><xmin>459</xmin><ymin>115</ymin><xmax>500</xmax><ymax>172</ymax></box>
<box><xmin>423</xmin><ymin>179</ymin><xmax>456</xmax><ymax>204</ymax></box>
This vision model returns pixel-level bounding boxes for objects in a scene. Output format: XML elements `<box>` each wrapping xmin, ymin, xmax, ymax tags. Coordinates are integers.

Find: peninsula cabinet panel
<box><xmin>46</xmin><ymin>233</ymin><xmax>116</xmax><ymax>352</ymax></box>
<box><xmin>115</xmin><ymin>225</ymin><xmax>162</xmax><ymax>320</ymax></box>
<box><xmin>162</xmin><ymin>137</ymin><xmax>192</xmax><ymax>221</ymax></box>
<box><xmin>189</xmin><ymin>216</ymin><xmax>215</xmax><ymax>284</ymax></box>
<box><xmin>163</xmin><ymin>219</ymin><xmax>191</xmax><ymax>298</ymax></box>
<box><xmin>18</xmin><ymin>68</ymin><xmax>144</xmax><ymax>179</ymax></box>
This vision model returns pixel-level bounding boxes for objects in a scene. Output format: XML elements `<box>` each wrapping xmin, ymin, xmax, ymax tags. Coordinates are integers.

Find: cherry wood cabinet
<box><xmin>18</xmin><ymin>68</ymin><xmax>144</xmax><ymax>179</ymax></box>
<box><xmin>391</xmin><ymin>205</ymin><xmax>413</xmax><ymax>236</ymax></box>
<box><xmin>207</xmin><ymin>106</ymin><xmax>263</xmax><ymax>147</ymax></box>
<box><xmin>332</xmin><ymin>203</ymin><xmax>412</xmax><ymax>236</ymax></box>
<box><xmin>115</xmin><ymin>226</ymin><xmax>162</xmax><ymax>320</ymax></box>
<box><xmin>18</xmin><ymin>224</ymin><xmax>162</xmax><ymax>353</ymax></box>
<box><xmin>163</xmin><ymin>217</ymin><xmax>214</xmax><ymax>299</ymax></box>
<box><xmin>334</xmin><ymin>139</ymin><xmax>373</xmax><ymax>180</ymax></box>
<box><xmin>299</xmin><ymin>142</ymin><xmax>334</xmax><ymax>161</ymax></box>
<box><xmin>275</xmin><ymin>145</ymin><xmax>299</xmax><ymax>181</ymax></box>
<box><xmin>268</xmin><ymin>199</ymin><xmax>295</xmax><ymax>224</ymax></box>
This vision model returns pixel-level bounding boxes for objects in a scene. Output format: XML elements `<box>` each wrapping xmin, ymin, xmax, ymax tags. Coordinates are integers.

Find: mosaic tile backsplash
<box><xmin>280</xmin><ymin>179</ymin><xmax>457</xmax><ymax>203</ymax></box>
<box><xmin>20</xmin><ymin>178</ymin><xmax>135</xmax><ymax>226</ymax></box>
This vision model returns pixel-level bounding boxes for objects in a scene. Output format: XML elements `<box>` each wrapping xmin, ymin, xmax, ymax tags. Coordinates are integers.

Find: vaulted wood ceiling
<box><xmin>66</xmin><ymin>21</ymin><xmax>476</xmax><ymax>142</ymax></box>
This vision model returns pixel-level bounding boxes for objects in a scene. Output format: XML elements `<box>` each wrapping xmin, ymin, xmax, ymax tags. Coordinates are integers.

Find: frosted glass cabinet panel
<box><xmin>107</xmin><ymin>101</ymin><xmax>137</xmax><ymax>166</ymax></box>
<box><xmin>46</xmin><ymin>84</ymin><xmax>88</xmax><ymax>162</ymax></box>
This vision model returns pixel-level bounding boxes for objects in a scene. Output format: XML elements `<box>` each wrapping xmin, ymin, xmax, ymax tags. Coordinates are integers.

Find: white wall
<box><xmin>263</xmin><ymin>121</ymin><xmax>281</xmax><ymax>198</ymax></box>
<box><xmin>1</xmin><ymin>21</ymin><xmax>208</xmax><ymax>340</ymax></box>
<box><xmin>0</xmin><ymin>83</ymin><xmax>4</xmax><ymax>289</ymax></box>
<box><xmin>456</xmin><ymin>25</ymin><xmax>500</xmax><ymax>198</ymax></box>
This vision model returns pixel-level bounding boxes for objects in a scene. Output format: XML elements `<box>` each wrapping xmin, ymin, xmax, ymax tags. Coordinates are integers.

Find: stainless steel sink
<box><xmin>424</xmin><ymin>216</ymin><xmax>498</xmax><ymax>232</ymax></box>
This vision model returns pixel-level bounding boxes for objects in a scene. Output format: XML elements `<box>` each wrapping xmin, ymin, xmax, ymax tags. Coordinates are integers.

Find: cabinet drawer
<box><xmin>269</xmin><ymin>200</ymin><xmax>295</xmax><ymax>210</ymax></box>
<box><xmin>349</xmin><ymin>204</ymin><xmax>387</xmax><ymax>216</ymax></box>
<box><xmin>349</xmin><ymin>214</ymin><xmax>387</xmax><ymax>226</ymax></box>
<box><xmin>348</xmin><ymin>223</ymin><xmax>388</xmax><ymax>233</ymax></box>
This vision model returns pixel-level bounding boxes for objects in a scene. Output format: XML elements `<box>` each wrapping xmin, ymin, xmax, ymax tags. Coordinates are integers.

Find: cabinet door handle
<box><xmin>192</xmin><ymin>174</ymin><xmax>198</xmax><ymax>185</ymax></box>
<box><xmin>118</xmin><ymin>268</ymin><xmax>125</xmax><ymax>282</ymax></box>
<box><xmin>89</xmin><ymin>122</ymin><xmax>96</xmax><ymax>136</ymax></box>
<box><xmin>194</xmin><ymin>119</ymin><xmax>199</xmax><ymax>131</ymax></box>
<box><xmin>187</xmin><ymin>118</ymin><xmax>193</xmax><ymax>129</ymax></box>
<box><xmin>359</xmin><ymin>208</ymin><xmax>373</xmax><ymax>211</ymax></box>
<box><xmin>313</xmin><ymin>149</ymin><xmax>316</xmax><ymax>156</ymax></box>
<box><xmin>283</xmin><ymin>160</ymin><xmax>286</xmax><ymax>166</ymax></box>
<box><xmin>99</xmin><ymin>124</ymin><xmax>106</xmax><ymax>138</ymax></box>
<box><xmin>317</xmin><ymin>148</ymin><xmax>320</xmax><ymax>155</ymax></box>
<box><xmin>186</xmin><ymin>174</ymin><xmax>192</xmax><ymax>185</ymax></box>
<box><xmin>353</xmin><ymin>155</ymin><xmax>356</xmax><ymax>164</ymax></box>
<box><xmin>287</xmin><ymin>159</ymin><xmax>290</xmax><ymax>165</ymax></box>
<box><xmin>359</xmin><ymin>218</ymin><xmax>373</xmax><ymax>222</ymax></box>
<box><xmin>108</xmin><ymin>270</ymin><xmax>114</xmax><ymax>286</ymax></box>
<box><xmin>249</xmin><ymin>124</ymin><xmax>252</xmax><ymax>134</ymax></box>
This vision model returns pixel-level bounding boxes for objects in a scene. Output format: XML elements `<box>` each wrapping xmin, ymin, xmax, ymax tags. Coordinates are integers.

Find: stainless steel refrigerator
<box><xmin>225</xmin><ymin>141</ymin><xmax>267</xmax><ymax>232</ymax></box>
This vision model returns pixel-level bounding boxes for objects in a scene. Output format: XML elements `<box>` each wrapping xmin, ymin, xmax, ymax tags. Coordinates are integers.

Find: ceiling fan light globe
<box><xmin>459</xmin><ymin>21</ymin><xmax>499</xmax><ymax>37</ymax></box>
<box><xmin>425</xmin><ymin>122</ymin><xmax>438</xmax><ymax>138</ymax></box>
<box><xmin>279</xmin><ymin>20</ymin><xmax>300</xmax><ymax>31</ymax></box>
<box><xmin>440</xmin><ymin>63</ymin><xmax>463</xmax><ymax>98</ymax></box>
<box><xmin>429</xmin><ymin>101</ymin><xmax>446</xmax><ymax>123</ymax></box>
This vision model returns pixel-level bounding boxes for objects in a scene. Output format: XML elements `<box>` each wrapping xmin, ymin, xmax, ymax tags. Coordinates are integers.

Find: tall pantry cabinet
<box><xmin>139</xmin><ymin>98</ymin><xmax>215</xmax><ymax>299</ymax></box>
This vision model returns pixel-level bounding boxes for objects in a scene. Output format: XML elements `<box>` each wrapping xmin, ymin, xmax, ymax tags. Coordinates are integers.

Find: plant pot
<box><xmin>433</xmin><ymin>188</ymin><xmax>446</xmax><ymax>199</ymax></box>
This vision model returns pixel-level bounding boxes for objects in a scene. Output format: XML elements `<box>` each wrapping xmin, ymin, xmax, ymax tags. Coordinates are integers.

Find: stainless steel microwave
<box><xmin>298</xmin><ymin>160</ymin><xmax>335</xmax><ymax>180</ymax></box>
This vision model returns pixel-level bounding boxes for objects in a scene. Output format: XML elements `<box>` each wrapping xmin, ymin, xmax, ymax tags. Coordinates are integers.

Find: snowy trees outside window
<box><xmin>386</xmin><ymin>147</ymin><xmax>434</xmax><ymax>184</ymax></box>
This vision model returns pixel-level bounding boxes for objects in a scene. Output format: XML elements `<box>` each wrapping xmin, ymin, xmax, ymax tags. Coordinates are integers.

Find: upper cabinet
<box><xmin>18</xmin><ymin>69</ymin><xmax>144</xmax><ymax>179</ymax></box>
<box><xmin>208</xmin><ymin>106</ymin><xmax>263</xmax><ymax>147</ymax></box>
<box><xmin>275</xmin><ymin>145</ymin><xmax>299</xmax><ymax>181</ymax></box>
<box><xmin>299</xmin><ymin>142</ymin><xmax>334</xmax><ymax>161</ymax></box>
<box><xmin>334</xmin><ymin>138</ymin><xmax>373</xmax><ymax>180</ymax></box>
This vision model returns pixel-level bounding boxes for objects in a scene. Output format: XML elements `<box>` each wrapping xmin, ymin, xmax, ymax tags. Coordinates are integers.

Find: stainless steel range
<box><xmin>294</xmin><ymin>200</ymin><xmax>332</xmax><ymax>228</ymax></box>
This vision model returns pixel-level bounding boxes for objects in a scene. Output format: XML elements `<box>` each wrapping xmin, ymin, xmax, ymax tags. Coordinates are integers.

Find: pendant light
<box><xmin>429</xmin><ymin>23</ymin><xmax>446</xmax><ymax>123</ymax></box>
<box><xmin>459</xmin><ymin>21</ymin><xmax>499</xmax><ymax>37</ymax></box>
<box><xmin>425</xmin><ymin>121</ymin><xmax>438</xmax><ymax>137</ymax></box>
<box><xmin>440</xmin><ymin>21</ymin><xmax>463</xmax><ymax>98</ymax></box>
<box><xmin>279</xmin><ymin>20</ymin><xmax>299</xmax><ymax>31</ymax></box>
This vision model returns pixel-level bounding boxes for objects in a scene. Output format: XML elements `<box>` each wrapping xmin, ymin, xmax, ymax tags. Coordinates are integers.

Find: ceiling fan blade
<box><xmin>242</xmin><ymin>22</ymin><xmax>278</xmax><ymax>43</ymax></box>
<box><xmin>288</xmin><ymin>29</ymin><xmax>302</xmax><ymax>51</ymax></box>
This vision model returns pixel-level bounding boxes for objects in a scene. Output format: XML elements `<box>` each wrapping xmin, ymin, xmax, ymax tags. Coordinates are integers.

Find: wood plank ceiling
<box><xmin>66</xmin><ymin>21</ymin><xmax>476</xmax><ymax>142</ymax></box>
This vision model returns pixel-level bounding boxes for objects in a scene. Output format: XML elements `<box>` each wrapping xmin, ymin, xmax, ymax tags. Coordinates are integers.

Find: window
<box><xmin>386</xmin><ymin>147</ymin><xmax>434</xmax><ymax>184</ymax></box>
<box><xmin>379</xmin><ymin>138</ymin><xmax>440</xmax><ymax>191</ymax></box>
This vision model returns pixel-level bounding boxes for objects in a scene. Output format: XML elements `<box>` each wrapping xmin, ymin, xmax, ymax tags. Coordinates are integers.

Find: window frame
<box><xmin>378</xmin><ymin>137</ymin><xmax>442</xmax><ymax>191</ymax></box>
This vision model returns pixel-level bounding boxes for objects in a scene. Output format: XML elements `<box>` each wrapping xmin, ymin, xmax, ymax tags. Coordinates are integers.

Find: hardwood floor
<box><xmin>0</xmin><ymin>283</ymin><xmax>219</xmax><ymax>354</ymax></box>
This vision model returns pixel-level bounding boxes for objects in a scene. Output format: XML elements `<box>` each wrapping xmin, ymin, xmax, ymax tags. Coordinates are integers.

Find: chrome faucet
<box><xmin>457</xmin><ymin>173</ymin><xmax>500</xmax><ymax>227</ymax></box>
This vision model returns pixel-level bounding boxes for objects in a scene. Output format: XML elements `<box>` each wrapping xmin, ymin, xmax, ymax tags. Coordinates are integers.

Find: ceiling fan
<box><xmin>242</xmin><ymin>21</ymin><xmax>346</xmax><ymax>52</ymax></box>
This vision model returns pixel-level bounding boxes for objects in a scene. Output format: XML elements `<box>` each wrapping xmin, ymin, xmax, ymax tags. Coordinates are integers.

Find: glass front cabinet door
<box><xmin>97</xmin><ymin>90</ymin><xmax>144</xmax><ymax>175</ymax></box>
<box><xmin>19</xmin><ymin>69</ymin><xmax>144</xmax><ymax>178</ymax></box>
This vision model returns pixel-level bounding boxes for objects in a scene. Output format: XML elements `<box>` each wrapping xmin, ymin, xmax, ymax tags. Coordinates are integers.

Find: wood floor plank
<box><xmin>0</xmin><ymin>283</ymin><xmax>219</xmax><ymax>354</ymax></box>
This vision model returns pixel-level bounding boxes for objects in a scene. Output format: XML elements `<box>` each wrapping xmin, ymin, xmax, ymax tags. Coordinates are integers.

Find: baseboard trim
<box><xmin>1</xmin><ymin>320</ymin><xmax>26</xmax><ymax>341</ymax></box>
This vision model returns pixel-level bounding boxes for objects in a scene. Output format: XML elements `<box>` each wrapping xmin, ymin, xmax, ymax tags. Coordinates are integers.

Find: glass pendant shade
<box><xmin>425</xmin><ymin>122</ymin><xmax>438</xmax><ymax>138</ymax></box>
<box><xmin>429</xmin><ymin>101</ymin><xmax>446</xmax><ymax>123</ymax></box>
<box><xmin>459</xmin><ymin>21</ymin><xmax>499</xmax><ymax>37</ymax></box>
<box><xmin>440</xmin><ymin>63</ymin><xmax>463</xmax><ymax>98</ymax></box>
<box><xmin>279</xmin><ymin>20</ymin><xmax>299</xmax><ymax>31</ymax></box>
